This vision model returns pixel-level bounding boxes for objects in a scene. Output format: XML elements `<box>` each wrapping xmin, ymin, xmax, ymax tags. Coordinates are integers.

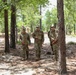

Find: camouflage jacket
<box><xmin>32</xmin><ymin>30</ymin><xmax>44</xmax><ymax>44</ymax></box>
<box><xmin>48</xmin><ymin>29</ymin><xmax>58</xmax><ymax>44</ymax></box>
<box><xmin>20</xmin><ymin>32</ymin><xmax>30</xmax><ymax>45</ymax></box>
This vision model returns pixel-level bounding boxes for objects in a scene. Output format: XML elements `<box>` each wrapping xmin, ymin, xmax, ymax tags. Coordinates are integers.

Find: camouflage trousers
<box><xmin>22</xmin><ymin>45</ymin><xmax>29</xmax><ymax>59</ymax></box>
<box><xmin>34</xmin><ymin>43</ymin><xmax>42</xmax><ymax>59</ymax></box>
<box><xmin>53</xmin><ymin>43</ymin><xmax>59</xmax><ymax>61</ymax></box>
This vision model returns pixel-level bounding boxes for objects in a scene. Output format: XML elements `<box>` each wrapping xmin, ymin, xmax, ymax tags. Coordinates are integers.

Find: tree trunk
<box><xmin>10</xmin><ymin>4</ymin><xmax>16</xmax><ymax>48</ymax></box>
<box><xmin>15</xmin><ymin>25</ymin><xmax>18</xmax><ymax>43</ymax></box>
<box><xmin>4</xmin><ymin>0</ymin><xmax>10</xmax><ymax>53</ymax></box>
<box><xmin>57</xmin><ymin>0</ymin><xmax>67</xmax><ymax>74</ymax></box>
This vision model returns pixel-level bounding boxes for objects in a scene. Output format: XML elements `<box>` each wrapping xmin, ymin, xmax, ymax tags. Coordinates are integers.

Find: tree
<box><xmin>57</xmin><ymin>0</ymin><xmax>67</xmax><ymax>74</ymax></box>
<box><xmin>1</xmin><ymin>0</ymin><xmax>49</xmax><ymax>50</ymax></box>
<box><xmin>3</xmin><ymin>0</ymin><xmax>10</xmax><ymax>53</ymax></box>
<box><xmin>10</xmin><ymin>1</ymin><xmax>16</xmax><ymax>49</ymax></box>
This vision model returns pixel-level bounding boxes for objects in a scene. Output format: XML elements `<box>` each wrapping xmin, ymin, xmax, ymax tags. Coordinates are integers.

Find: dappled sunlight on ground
<box><xmin>0</xmin><ymin>35</ymin><xmax>76</xmax><ymax>75</ymax></box>
<box><xmin>0</xmin><ymin>52</ymin><xmax>58</xmax><ymax>75</ymax></box>
<box><xmin>0</xmin><ymin>43</ymin><xmax>76</xmax><ymax>75</ymax></box>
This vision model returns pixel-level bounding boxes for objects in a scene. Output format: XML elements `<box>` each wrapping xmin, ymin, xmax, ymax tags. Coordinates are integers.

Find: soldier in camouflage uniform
<box><xmin>32</xmin><ymin>26</ymin><xmax>44</xmax><ymax>60</ymax></box>
<box><xmin>20</xmin><ymin>26</ymin><xmax>30</xmax><ymax>60</ymax></box>
<box><xmin>48</xmin><ymin>26</ymin><xmax>59</xmax><ymax>61</ymax></box>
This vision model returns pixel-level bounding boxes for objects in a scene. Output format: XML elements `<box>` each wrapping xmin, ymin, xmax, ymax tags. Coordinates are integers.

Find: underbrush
<box><xmin>67</xmin><ymin>41</ymin><xmax>76</xmax><ymax>45</ymax></box>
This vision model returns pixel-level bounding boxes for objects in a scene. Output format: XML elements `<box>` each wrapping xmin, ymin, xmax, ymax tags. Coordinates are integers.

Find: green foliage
<box><xmin>0</xmin><ymin>0</ymin><xmax>49</xmax><ymax>33</ymax></box>
<box><xmin>44</xmin><ymin>8</ymin><xmax>58</xmax><ymax>31</ymax></box>
<box><xmin>42</xmin><ymin>20</ymin><xmax>46</xmax><ymax>31</ymax></box>
<box><xmin>50</xmin><ymin>8</ymin><xmax>58</xmax><ymax>24</ymax></box>
<box><xmin>45</xmin><ymin>10</ymin><xmax>51</xmax><ymax>31</ymax></box>
<box><xmin>64</xmin><ymin>0</ymin><xmax>76</xmax><ymax>34</ymax></box>
<box><xmin>17</xmin><ymin>0</ymin><xmax>49</xmax><ymax>8</ymax></box>
<box><xmin>0</xmin><ymin>24</ymin><xmax>4</xmax><ymax>33</ymax></box>
<box><xmin>15</xmin><ymin>0</ymin><xmax>49</xmax><ymax>32</ymax></box>
<box><xmin>0</xmin><ymin>10</ymin><xmax>4</xmax><ymax>33</ymax></box>
<box><xmin>16</xmin><ymin>6</ymin><xmax>41</xmax><ymax>32</ymax></box>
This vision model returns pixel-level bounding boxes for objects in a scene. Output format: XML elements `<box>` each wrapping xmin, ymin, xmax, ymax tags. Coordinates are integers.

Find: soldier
<box><xmin>48</xmin><ymin>25</ymin><xmax>59</xmax><ymax>61</ymax></box>
<box><xmin>32</xmin><ymin>26</ymin><xmax>44</xmax><ymax>60</ymax></box>
<box><xmin>20</xmin><ymin>26</ymin><xmax>30</xmax><ymax>60</ymax></box>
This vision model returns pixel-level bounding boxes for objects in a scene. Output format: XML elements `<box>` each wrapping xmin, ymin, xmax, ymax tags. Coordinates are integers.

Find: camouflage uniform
<box><xmin>48</xmin><ymin>26</ymin><xmax>59</xmax><ymax>61</ymax></box>
<box><xmin>20</xmin><ymin>27</ymin><xmax>30</xmax><ymax>60</ymax></box>
<box><xmin>32</xmin><ymin>26</ymin><xmax>44</xmax><ymax>60</ymax></box>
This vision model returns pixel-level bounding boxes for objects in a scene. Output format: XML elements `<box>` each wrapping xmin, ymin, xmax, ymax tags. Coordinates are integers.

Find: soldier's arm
<box><xmin>19</xmin><ymin>34</ymin><xmax>25</xmax><ymax>45</ymax></box>
<box><xmin>27</xmin><ymin>34</ymin><xmax>31</xmax><ymax>44</ymax></box>
<box><xmin>48</xmin><ymin>31</ymin><xmax>51</xmax><ymax>39</ymax></box>
<box><xmin>52</xmin><ymin>31</ymin><xmax>58</xmax><ymax>44</ymax></box>
<box><xmin>32</xmin><ymin>32</ymin><xmax>35</xmax><ymax>38</ymax></box>
<box><xmin>32</xmin><ymin>32</ymin><xmax>38</xmax><ymax>39</ymax></box>
<box><xmin>20</xmin><ymin>34</ymin><xmax>22</xmax><ymax>40</ymax></box>
<box><xmin>52</xmin><ymin>38</ymin><xmax>58</xmax><ymax>44</ymax></box>
<box><xmin>20</xmin><ymin>31</ymin><xmax>24</xmax><ymax>40</ymax></box>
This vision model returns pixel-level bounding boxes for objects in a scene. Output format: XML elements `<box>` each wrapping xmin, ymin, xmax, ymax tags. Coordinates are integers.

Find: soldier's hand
<box><xmin>20</xmin><ymin>35</ymin><xmax>22</xmax><ymax>40</ymax></box>
<box><xmin>35</xmin><ymin>36</ymin><xmax>38</xmax><ymax>39</ymax></box>
<box><xmin>22</xmin><ymin>42</ymin><xmax>25</xmax><ymax>45</ymax></box>
<box><xmin>52</xmin><ymin>39</ymin><xmax>58</xmax><ymax>44</ymax></box>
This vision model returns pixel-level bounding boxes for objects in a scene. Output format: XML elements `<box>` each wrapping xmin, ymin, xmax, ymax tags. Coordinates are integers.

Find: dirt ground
<box><xmin>0</xmin><ymin>41</ymin><xmax>76</xmax><ymax>75</ymax></box>
<box><xmin>0</xmin><ymin>35</ymin><xmax>76</xmax><ymax>75</ymax></box>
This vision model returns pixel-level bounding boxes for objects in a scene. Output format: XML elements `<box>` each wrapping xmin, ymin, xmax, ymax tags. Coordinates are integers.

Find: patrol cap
<box><xmin>50</xmin><ymin>24</ymin><xmax>55</xmax><ymax>28</ymax></box>
<box><xmin>36</xmin><ymin>26</ymin><xmax>40</xmax><ymax>28</ymax></box>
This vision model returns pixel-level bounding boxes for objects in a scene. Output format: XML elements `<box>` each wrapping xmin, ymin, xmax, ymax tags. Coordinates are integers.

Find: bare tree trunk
<box><xmin>57</xmin><ymin>0</ymin><xmax>67</xmax><ymax>74</ymax></box>
<box><xmin>3</xmin><ymin>0</ymin><xmax>10</xmax><ymax>53</ymax></box>
<box><xmin>10</xmin><ymin>4</ymin><xmax>16</xmax><ymax>49</ymax></box>
<box><xmin>15</xmin><ymin>25</ymin><xmax>18</xmax><ymax>43</ymax></box>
